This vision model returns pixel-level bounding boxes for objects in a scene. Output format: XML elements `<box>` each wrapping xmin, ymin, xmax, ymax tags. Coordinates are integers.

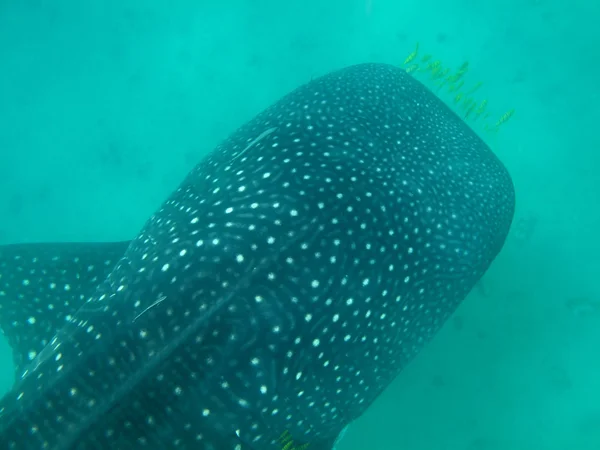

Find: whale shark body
<box><xmin>0</xmin><ymin>63</ymin><xmax>515</xmax><ymax>450</ymax></box>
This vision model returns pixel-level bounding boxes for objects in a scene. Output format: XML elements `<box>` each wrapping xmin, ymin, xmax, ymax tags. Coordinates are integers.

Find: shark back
<box><xmin>0</xmin><ymin>63</ymin><xmax>514</xmax><ymax>450</ymax></box>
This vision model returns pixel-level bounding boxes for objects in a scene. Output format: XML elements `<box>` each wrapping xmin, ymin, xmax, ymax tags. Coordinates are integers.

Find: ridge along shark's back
<box><xmin>0</xmin><ymin>63</ymin><xmax>514</xmax><ymax>450</ymax></box>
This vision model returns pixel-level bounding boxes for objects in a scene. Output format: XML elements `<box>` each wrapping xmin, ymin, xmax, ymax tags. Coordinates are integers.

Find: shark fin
<box><xmin>0</xmin><ymin>241</ymin><xmax>130</xmax><ymax>377</ymax></box>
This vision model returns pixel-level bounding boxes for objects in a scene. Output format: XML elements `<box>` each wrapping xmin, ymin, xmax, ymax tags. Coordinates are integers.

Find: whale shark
<box><xmin>0</xmin><ymin>63</ymin><xmax>515</xmax><ymax>450</ymax></box>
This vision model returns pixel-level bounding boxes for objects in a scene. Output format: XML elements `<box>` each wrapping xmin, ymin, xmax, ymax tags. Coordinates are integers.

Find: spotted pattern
<box><xmin>0</xmin><ymin>63</ymin><xmax>515</xmax><ymax>450</ymax></box>
<box><xmin>0</xmin><ymin>242</ymin><xmax>129</xmax><ymax>376</ymax></box>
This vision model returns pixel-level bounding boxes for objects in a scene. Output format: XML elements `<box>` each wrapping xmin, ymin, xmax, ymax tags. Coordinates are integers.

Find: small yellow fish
<box><xmin>447</xmin><ymin>80</ymin><xmax>464</xmax><ymax>92</ymax></box>
<box><xmin>494</xmin><ymin>109</ymin><xmax>515</xmax><ymax>127</ymax></box>
<box><xmin>420</xmin><ymin>60</ymin><xmax>440</xmax><ymax>72</ymax></box>
<box><xmin>446</xmin><ymin>73</ymin><xmax>462</xmax><ymax>83</ymax></box>
<box><xmin>404</xmin><ymin>43</ymin><xmax>419</xmax><ymax>65</ymax></box>
<box><xmin>279</xmin><ymin>430</ymin><xmax>293</xmax><ymax>444</ymax></box>
<box><xmin>434</xmin><ymin>70</ymin><xmax>452</xmax><ymax>91</ymax></box>
<box><xmin>464</xmin><ymin>81</ymin><xmax>483</xmax><ymax>95</ymax></box>
<box><xmin>405</xmin><ymin>64</ymin><xmax>419</xmax><ymax>74</ymax></box>
<box><xmin>401</xmin><ymin>44</ymin><xmax>506</xmax><ymax>131</ymax></box>
<box><xmin>431</xmin><ymin>67</ymin><xmax>449</xmax><ymax>81</ymax></box>
<box><xmin>447</xmin><ymin>63</ymin><xmax>469</xmax><ymax>83</ymax></box>
<box><xmin>473</xmin><ymin>99</ymin><xmax>488</xmax><ymax>121</ymax></box>
<box><xmin>464</xmin><ymin>102</ymin><xmax>476</xmax><ymax>119</ymax></box>
<box><xmin>456</xmin><ymin>61</ymin><xmax>469</xmax><ymax>72</ymax></box>
<box><xmin>461</xmin><ymin>96</ymin><xmax>475</xmax><ymax>111</ymax></box>
<box><xmin>279</xmin><ymin>431</ymin><xmax>310</xmax><ymax>450</ymax></box>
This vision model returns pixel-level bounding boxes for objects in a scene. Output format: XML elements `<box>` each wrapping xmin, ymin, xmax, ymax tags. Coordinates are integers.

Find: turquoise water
<box><xmin>0</xmin><ymin>0</ymin><xmax>599</xmax><ymax>448</ymax></box>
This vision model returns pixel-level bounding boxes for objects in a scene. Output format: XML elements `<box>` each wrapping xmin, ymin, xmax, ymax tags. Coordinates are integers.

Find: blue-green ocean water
<box><xmin>0</xmin><ymin>1</ymin><xmax>599</xmax><ymax>448</ymax></box>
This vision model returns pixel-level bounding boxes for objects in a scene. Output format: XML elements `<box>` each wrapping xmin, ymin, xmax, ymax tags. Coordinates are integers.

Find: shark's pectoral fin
<box><xmin>0</xmin><ymin>241</ymin><xmax>130</xmax><ymax>377</ymax></box>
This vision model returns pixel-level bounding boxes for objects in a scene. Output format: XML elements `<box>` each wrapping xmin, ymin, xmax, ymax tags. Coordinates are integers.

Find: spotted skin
<box><xmin>0</xmin><ymin>63</ymin><xmax>515</xmax><ymax>450</ymax></box>
<box><xmin>0</xmin><ymin>242</ymin><xmax>129</xmax><ymax>377</ymax></box>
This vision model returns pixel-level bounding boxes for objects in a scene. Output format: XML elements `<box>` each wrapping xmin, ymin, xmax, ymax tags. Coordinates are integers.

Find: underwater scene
<box><xmin>0</xmin><ymin>0</ymin><xmax>598</xmax><ymax>449</ymax></box>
